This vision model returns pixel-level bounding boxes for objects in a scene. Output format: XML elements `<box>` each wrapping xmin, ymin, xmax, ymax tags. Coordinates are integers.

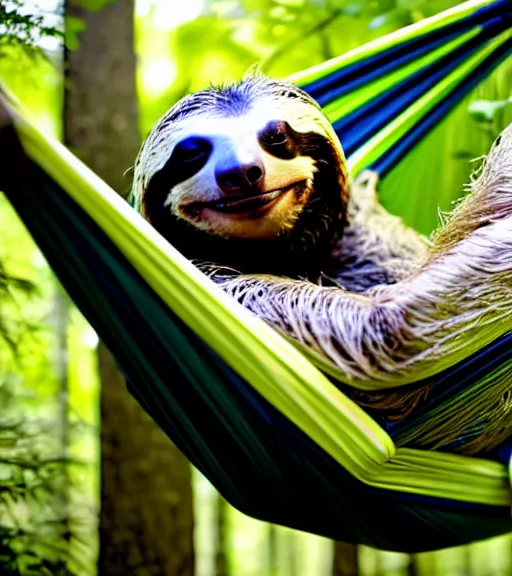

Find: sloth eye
<box><xmin>174</xmin><ymin>137</ymin><xmax>212</xmax><ymax>163</ymax></box>
<box><xmin>267</xmin><ymin>132</ymin><xmax>287</xmax><ymax>145</ymax></box>
<box><xmin>259</xmin><ymin>120</ymin><xmax>296</xmax><ymax>159</ymax></box>
<box><xmin>261</xmin><ymin>121</ymin><xmax>288</xmax><ymax>146</ymax></box>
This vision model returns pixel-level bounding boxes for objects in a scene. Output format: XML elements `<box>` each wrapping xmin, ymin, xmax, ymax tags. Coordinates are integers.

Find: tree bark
<box><xmin>214</xmin><ymin>493</ymin><xmax>230</xmax><ymax>576</ymax></box>
<box><xmin>63</xmin><ymin>0</ymin><xmax>138</xmax><ymax>196</ymax></box>
<box><xmin>268</xmin><ymin>524</ymin><xmax>278</xmax><ymax>576</ymax></box>
<box><xmin>63</xmin><ymin>1</ymin><xmax>195</xmax><ymax>574</ymax></box>
<box><xmin>407</xmin><ymin>554</ymin><xmax>419</xmax><ymax>576</ymax></box>
<box><xmin>332</xmin><ymin>541</ymin><xmax>359</xmax><ymax>576</ymax></box>
<box><xmin>96</xmin><ymin>343</ymin><xmax>195</xmax><ymax>576</ymax></box>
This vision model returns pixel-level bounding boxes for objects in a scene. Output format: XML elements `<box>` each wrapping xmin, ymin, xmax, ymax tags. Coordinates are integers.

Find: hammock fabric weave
<box><xmin>0</xmin><ymin>0</ymin><xmax>511</xmax><ymax>553</ymax></box>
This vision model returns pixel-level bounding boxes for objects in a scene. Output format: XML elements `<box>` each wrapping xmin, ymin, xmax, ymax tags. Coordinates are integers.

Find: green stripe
<box><xmin>4</xmin><ymin>86</ymin><xmax>510</xmax><ymax>507</ymax></box>
<box><xmin>288</xmin><ymin>0</ymin><xmax>498</xmax><ymax>86</ymax></box>
<box><xmin>322</xmin><ymin>28</ymin><xmax>480</xmax><ymax>124</ymax></box>
<box><xmin>347</xmin><ymin>28</ymin><xmax>512</xmax><ymax>175</ymax></box>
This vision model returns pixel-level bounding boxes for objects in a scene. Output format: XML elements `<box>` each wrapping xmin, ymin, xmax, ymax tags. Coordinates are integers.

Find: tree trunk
<box><xmin>285</xmin><ymin>531</ymin><xmax>297</xmax><ymax>576</ymax></box>
<box><xmin>63</xmin><ymin>1</ymin><xmax>195</xmax><ymax>574</ymax></box>
<box><xmin>214</xmin><ymin>493</ymin><xmax>230</xmax><ymax>576</ymax></box>
<box><xmin>407</xmin><ymin>554</ymin><xmax>419</xmax><ymax>576</ymax></box>
<box><xmin>96</xmin><ymin>343</ymin><xmax>195</xmax><ymax>576</ymax></box>
<box><xmin>332</xmin><ymin>541</ymin><xmax>359</xmax><ymax>576</ymax></box>
<box><xmin>268</xmin><ymin>524</ymin><xmax>278</xmax><ymax>576</ymax></box>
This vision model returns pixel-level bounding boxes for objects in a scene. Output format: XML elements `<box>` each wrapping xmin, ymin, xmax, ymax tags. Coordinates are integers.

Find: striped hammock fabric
<box><xmin>0</xmin><ymin>0</ymin><xmax>511</xmax><ymax>553</ymax></box>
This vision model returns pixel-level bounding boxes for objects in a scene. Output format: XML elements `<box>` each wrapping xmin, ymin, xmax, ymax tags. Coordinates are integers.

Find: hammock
<box><xmin>0</xmin><ymin>0</ymin><xmax>511</xmax><ymax>553</ymax></box>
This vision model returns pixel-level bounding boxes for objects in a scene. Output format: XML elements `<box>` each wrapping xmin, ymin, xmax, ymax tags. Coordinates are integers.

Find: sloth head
<box><xmin>131</xmin><ymin>73</ymin><xmax>349</xmax><ymax>276</ymax></box>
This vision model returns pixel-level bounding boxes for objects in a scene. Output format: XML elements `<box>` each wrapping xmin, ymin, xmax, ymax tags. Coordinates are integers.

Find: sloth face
<box><xmin>153</xmin><ymin>116</ymin><xmax>318</xmax><ymax>240</ymax></box>
<box><xmin>131</xmin><ymin>74</ymin><xmax>349</xmax><ymax>275</ymax></box>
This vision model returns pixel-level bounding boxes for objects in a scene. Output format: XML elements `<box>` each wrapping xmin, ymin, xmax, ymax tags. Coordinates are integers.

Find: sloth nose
<box><xmin>215</xmin><ymin>161</ymin><xmax>265</xmax><ymax>194</ymax></box>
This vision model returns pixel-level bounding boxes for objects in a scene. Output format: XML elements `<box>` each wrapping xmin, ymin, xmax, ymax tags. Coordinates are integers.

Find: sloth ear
<box><xmin>242</xmin><ymin>62</ymin><xmax>264</xmax><ymax>80</ymax></box>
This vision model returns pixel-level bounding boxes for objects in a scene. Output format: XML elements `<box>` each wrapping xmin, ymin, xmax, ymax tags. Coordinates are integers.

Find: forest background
<box><xmin>0</xmin><ymin>0</ymin><xmax>511</xmax><ymax>574</ymax></box>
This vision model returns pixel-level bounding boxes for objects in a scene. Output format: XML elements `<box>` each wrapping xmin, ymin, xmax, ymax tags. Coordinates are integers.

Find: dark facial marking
<box><xmin>259</xmin><ymin>120</ymin><xmax>297</xmax><ymax>160</ymax></box>
<box><xmin>142</xmin><ymin>136</ymin><xmax>212</xmax><ymax>228</ymax></box>
<box><xmin>173</xmin><ymin>136</ymin><xmax>212</xmax><ymax>176</ymax></box>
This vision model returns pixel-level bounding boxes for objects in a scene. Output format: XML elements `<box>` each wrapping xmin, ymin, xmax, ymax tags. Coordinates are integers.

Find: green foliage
<box><xmin>136</xmin><ymin>0</ymin><xmax>466</xmax><ymax>134</ymax></box>
<box><xmin>469</xmin><ymin>97</ymin><xmax>512</xmax><ymax>123</ymax></box>
<box><xmin>64</xmin><ymin>15</ymin><xmax>85</xmax><ymax>52</ymax></box>
<box><xmin>0</xmin><ymin>389</ymin><xmax>80</xmax><ymax>576</ymax></box>
<box><xmin>0</xmin><ymin>266</ymin><xmax>84</xmax><ymax>575</ymax></box>
<box><xmin>0</xmin><ymin>263</ymin><xmax>36</xmax><ymax>353</ymax></box>
<box><xmin>0</xmin><ymin>192</ymin><xmax>96</xmax><ymax>575</ymax></box>
<box><xmin>0</xmin><ymin>0</ymin><xmax>61</xmax><ymax>52</ymax></box>
<box><xmin>71</xmin><ymin>0</ymin><xmax>116</xmax><ymax>11</ymax></box>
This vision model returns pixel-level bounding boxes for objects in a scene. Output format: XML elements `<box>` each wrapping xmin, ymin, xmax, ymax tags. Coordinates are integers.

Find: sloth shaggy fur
<box><xmin>132</xmin><ymin>75</ymin><xmax>512</xmax><ymax>456</ymax></box>
<box><xmin>198</xmin><ymin>126</ymin><xmax>512</xmax><ymax>456</ymax></box>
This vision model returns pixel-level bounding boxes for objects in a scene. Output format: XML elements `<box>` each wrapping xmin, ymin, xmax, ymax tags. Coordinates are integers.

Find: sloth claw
<box><xmin>351</xmin><ymin>170</ymin><xmax>381</xmax><ymax>212</ymax></box>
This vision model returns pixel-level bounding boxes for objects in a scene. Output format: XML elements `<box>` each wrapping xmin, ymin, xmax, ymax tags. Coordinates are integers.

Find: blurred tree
<box><xmin>50</xmin><ymin>284</ymin><xmax>72</xmax><ymax>566</ymax></box>
<box><xmin>0</xmin><ymin>5</ymin><xmax>82</xmax><ymax>570</ymax></box>
<box><xmin>214</xmin><ymin>493</ymin><xmax>230</xmax><ymax>576</ymax></box>
<box><xmin>0</xmin><ymin>262</ymin><xmax>80</xmax><ymax>574</ymax></box>
<box><xmin>332</xmin><ymin>541</ymin><xmax>358</xmax><ymax>576</ymax></box>
<box><xmin>63</xmin><ymin>0</ymin><xmax>195</xmax><ymax>574</ymax></box>
<box><xmin>268</xmin><ymin>524</ymin><xmax>278</xmax><ymax>576</ymax></box>
<box><xmin>407</xmin><ymin>554</ymin><xmax>419</xmax><ymax>576</ymax></box>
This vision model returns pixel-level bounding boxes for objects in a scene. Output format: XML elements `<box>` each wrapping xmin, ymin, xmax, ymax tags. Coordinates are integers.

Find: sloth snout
<box><xmin>215</xmin><ymin>160</ymin><xmax>265</xmax><ymax>195</ymax></box>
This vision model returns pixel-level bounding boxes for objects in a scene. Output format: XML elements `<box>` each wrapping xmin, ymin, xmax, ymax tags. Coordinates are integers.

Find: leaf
<box><xmin>397</xmin><ymin>0</ymin><xmax>425</xmax><ymax>9</ymax></box>
<box><xmin>274</xmin><ymin>0</ymin><xmax>305</xmax><ymax>7</ymax></box>
<box><xmin>468</xmin><ymin>98</ymin><xmax>512</xmax><ymax>123</ymax></box>
<box><xmin>339</xmin><ymin>2</ymin><xmax>365</xmax><ymax>16</ymax></box>
<box><xmin>64</xmin><ymin>15</ymin><xmax>86</xmax><ymax>52</ymax></box>
<box><xmin>75</xmin><ymin>0</ymin><xmax>117</xmax><ymax>11</ymax></box>
<box><xmin>368</xmin><ymin>8</ymin><xmax>411</xmax><ymax>31</ymax></box>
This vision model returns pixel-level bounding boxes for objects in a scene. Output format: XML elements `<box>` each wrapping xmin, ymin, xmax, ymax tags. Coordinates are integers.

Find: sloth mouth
<box><xmin>194</xmin><ymin>181</ymin><xmax>307</xmax><ymax>216</ymax></box>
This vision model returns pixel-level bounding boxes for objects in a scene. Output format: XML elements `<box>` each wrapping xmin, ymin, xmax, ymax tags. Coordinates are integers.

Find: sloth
<box><xmin>131</xmin><ymin>73</ymin><xmax>512</xmax><ymax>456</ymax></box>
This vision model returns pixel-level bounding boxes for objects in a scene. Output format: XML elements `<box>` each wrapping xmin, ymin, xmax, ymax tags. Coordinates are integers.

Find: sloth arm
<box><xmin>198</xmin><ymin>226</ymin><xmax>509</xmax><ymax>385</ymax></box>
<box><xmin>196</xmin><ymin>135</ymin><xmax>512</xmax><ymax>386</ymax></box>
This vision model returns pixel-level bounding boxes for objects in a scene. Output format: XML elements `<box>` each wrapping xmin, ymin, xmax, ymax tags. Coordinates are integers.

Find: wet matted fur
<box><xmin>132</xmin><ymin>74</ymin><xmax>512</xmax><ymax>456</ymax></box>
<box><xmin>195</xmin><ymin>124</ymin><xmax>512</xmax><ymax>456</ymax></box>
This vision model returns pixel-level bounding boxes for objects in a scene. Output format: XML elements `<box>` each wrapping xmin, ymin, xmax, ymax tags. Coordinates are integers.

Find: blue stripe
<box><xmin>370</xmin><ymin>38</ymin><xmax>512</xmax><ymax>175</ymax></box>
<box><xmin>2</xmin><ymin>129</ymin><xmax>511</xmax><ymax>553</ymax></box>
<box><xmin>335</xmin><ymin>36</ymin><xmax>483</xmax><ymax>155</ymax></box>
<box><xmin>301</xmin><ymin>0</ymin><xmax>512</xmax><ymax>103</ymax></box>
<box><xmin>311</xmin><ymin>26</ymin><xmax>465</xmax><ymax>108</ymax></box>
<box><xmin>382</xmin><ymin>332</ymin><xmax>512</xmax><ymax>443</ymax></box>
<box><xmin>498</xmin><ymin>442</ymin><xmax>512</xmax><ymax>466</ymax></box>
<box><xmin>332</xmin><ymin>16</ymin><xmax>507</xmax><ymax>153</ymax></box>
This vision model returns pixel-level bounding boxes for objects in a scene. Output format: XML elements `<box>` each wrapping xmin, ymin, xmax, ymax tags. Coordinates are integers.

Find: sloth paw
<box><xmin>351</xmin><ymin>169</ymin><xmax>380</xmax><ymax>211</ymax></box>
<box><xmin>354</xmin><ymin>169</ymin><xmax>379</xmax><ymax>192</ymax></box>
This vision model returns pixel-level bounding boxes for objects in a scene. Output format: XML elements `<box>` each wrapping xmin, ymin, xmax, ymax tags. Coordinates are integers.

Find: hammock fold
<box><xmin>1</xmin><ymin>0</ymin><xmax>511</xmax><ymax>552</ymax></box>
